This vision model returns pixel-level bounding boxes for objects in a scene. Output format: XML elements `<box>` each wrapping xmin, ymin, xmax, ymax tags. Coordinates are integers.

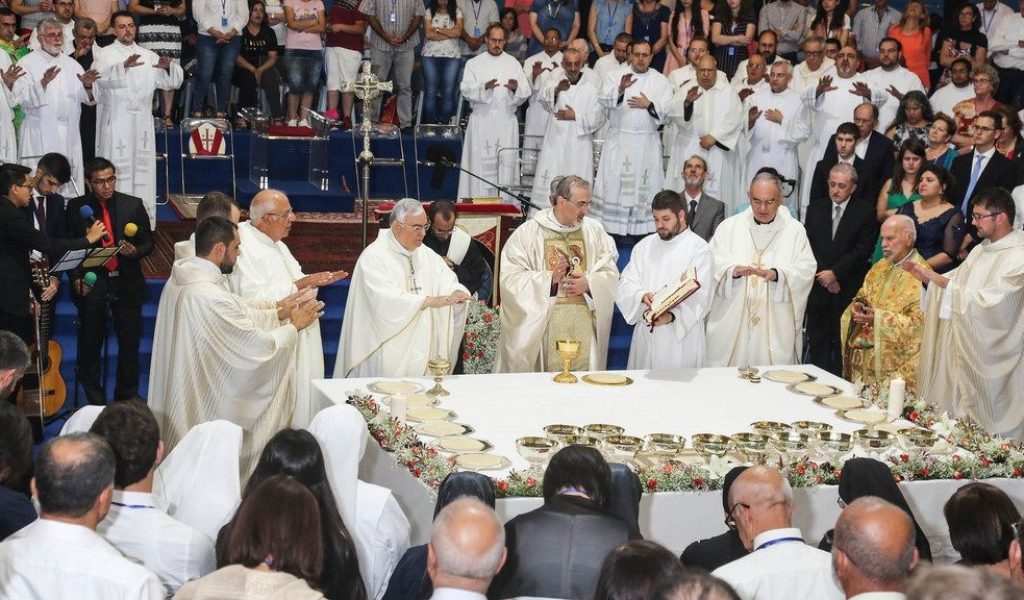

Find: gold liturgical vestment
<box><xmin>840</xmin><ymin>250</ymin><xmax>929</xmax><ymax>392</ymax></box>
<box><xmin>543</xmin><ymin>227</ymin><xmax>592</xmax><ymax>371</ymax></box>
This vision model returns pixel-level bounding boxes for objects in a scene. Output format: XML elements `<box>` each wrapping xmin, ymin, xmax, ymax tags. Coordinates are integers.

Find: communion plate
<box><xmin>582</xmin><ymin>373</ymin><xmax>634</xmax><ymax>386</ymax></box>
<box><xmin>814</xmin><ymin>395</ymin><xmax>865</xmax><ymax>410</ymax></box>
<box><xmin>763</xmin><ymin>370</ymin><xmax>816</xmax><ymax>384</ymax></box>
<box><xmin>414</xmin><ymin>421</ymin><xmax>473</xmax><ymax>437</ymax></box>
<box><xmin>430</xmin><ymin>436</ymin><xmax>493</xmax><ymax>453</ymax></box>
<box><xmin>406</xmin><ymin>406</ymin><xmax>457</xmax><ymax>422</ymax></box>
<box><xmin>382</xmin><ymin>393</ymin><xmax>437</xmax><ymax>407</ymax></box>
<box><xmin>837</xmin><ymin>408</ymin><xmax>888</xmax><ymax>425</ymax></box>
<box><xmin>787</xmin><ymin>382</ymin><xmax>843</xmax><ymax>397</ymax></box>
<box><xmin>368</xmin><ymin>380</ymin><xmax>424</xmax><ymax>395</ymax></box>
<box><xmin>454</xmin><ymin>453</ymin><xmax>510</xmax><ymax>471</ymax></box>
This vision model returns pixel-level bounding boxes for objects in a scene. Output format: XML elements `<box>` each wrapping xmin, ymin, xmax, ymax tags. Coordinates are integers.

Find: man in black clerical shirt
<box><xmin>422</xmin><ymin>200</ymin><xmax>493</xmax><ymax>302</ymax></box>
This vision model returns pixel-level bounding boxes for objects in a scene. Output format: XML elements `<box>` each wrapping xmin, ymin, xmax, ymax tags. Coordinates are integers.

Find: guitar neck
<box><xmin>38</xmin><ymin>299</ymin><xmax>52</xmax><ymax>362</ymax></box>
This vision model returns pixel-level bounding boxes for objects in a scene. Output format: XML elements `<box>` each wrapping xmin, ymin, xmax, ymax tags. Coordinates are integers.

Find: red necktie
<box><xmin>99</xmin><ymin>199</ymin><xmax>118</xmax><ymax>271</ymax></box>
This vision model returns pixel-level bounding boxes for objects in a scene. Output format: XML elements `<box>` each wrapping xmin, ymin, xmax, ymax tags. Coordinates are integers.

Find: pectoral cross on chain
<box><xmin>407</xmin><ymin>256</ymin><xmax>422</xmax><ymax>294</ymax></box>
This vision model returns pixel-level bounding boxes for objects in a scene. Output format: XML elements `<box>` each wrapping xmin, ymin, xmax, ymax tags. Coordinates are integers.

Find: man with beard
<box><xmin>616</xmin><ymin>189</ymin><xmax>713</xmax><ymax>369</ymax></box>
<box><xmin>677</xmin><ymin>155</ymin><xmax>724</xmax><ymax>241</ymax></box>
<box><xmin>591</xmin><ymin>39</ymin><xmax>672</xmax><ymax>235</ymax></box>
<box><xmin>929</xmin><ymin>57</ymin><xmax>973</xmax><ymax>117</ymax></box>
<box><xmin>864</xmin><ymin>37</ymin><xmax>925</xmax><ymax>133</ymax></box>
<box><xmin>733</xmin><ymin>30</ymin><xmax>778</xmax><ymax>87</ymax></box>
<box><xmin>27</xmin><ymin>0</ymin><xmax>74</xmax><ymax>53</ymax></box>
<box><xmin>71</xmin><ymin>18</ymin><xmax>99</xmax><ymax>163</ymax></box>
<box><xmin>92</xmin><ymin>11</ymin><xmax>182</xmax><ymax>228</ymax></box>
<box><xmin>593</xmin><ymin>31</ymin><xmax>630</xmax><ymax>81</ymax></box>
<box><xmin>422</xmin><ymin>199</ymin><xmax>491</xmax><ymax>301</ymax></box>
<box><xmin>14</xmin><ymin>18</ymin><xmax>100</xmax><ymax>196</ymax></box>
<box><xmin>148</xmin><ymin>216</ymin><xmax>323</xmax><ymax>474</ymax></box>
<box><xmin>522</xmin><ymin>28</ymin><xmax>563</xmax><ymax>169</ymax></box>
<box><xmin>458</xmin><ymin>23</ymin><xmax>530</xmax><ymax>202</ymax></box>
<box><xmin>529</xmin><ymin>47</ymin><xmax>604</xmax><ymax>211</ymax></box>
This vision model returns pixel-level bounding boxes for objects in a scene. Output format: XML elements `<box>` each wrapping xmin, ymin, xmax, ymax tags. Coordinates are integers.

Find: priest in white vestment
<box><xmin>665</xmin><ymin>55</ymin><xmax>743</xmax><ymax>216</ymax></box>
<box><xmin>495</xmin><ymin>175</ymin><xmax>619</xmax><ymax>372</ymax></box>
<box><xmin>0</xmin><ymin>51</ymin><xmax>23</xmax><ymax>165</ymax></box>
<box><xmin>148</xmin><ymin>217</ymin><xmax>324</xmax><ymax>474</ymax></box>
<box><xmin>706</xmin><ymin>173</ymin><xmax>816</xmax><ymax>367</ymax></box>
<box><xmin>14</xmin><ymin>19</ymin><xmax>98</xmax><ymax>196</ymax></box>
<box><xmin>521</xmin><ymin>30</ymin><xmax>562</xmax><ymax>168</ymax></box>
<box><xmin>172</xmin><ymin>191</ymin><xmax>240</xmax><ymax>261</ymax></box>
<box><xmin>592</xmin><ymin>40</ymin><xmax>673</xmax><ymax>235</ymax></box>
<box><xmin>730</xmin><ymin>53</ymin><xmax>770</xmax><ymax>97</ymax></box>
<box><xmin>335</xmin><ymin>198</ymin><xmax>470</xmax><ymax>378</ymax></box>
<box><xmin>529</xmin><ymin>48</ymin><xmax>604</xmax><ymax>213</ymax></box>
<box><xmin>789</xmin><ymin>36</ymin><xmax>833</xmax><ymax>180</ymax></box>
<box><xmin>664</xmin><ymin>37</ymin><xmax>724</xmax><ymax>155</ymax></box>
<box><xmin>745</xmin><ymin>61</ymin><xmax>810</xmax><ymax>214</ymax></box>
<box><xmin>228</xmin><ymin>190</ymin><xmax>347</xmax><ymax>428</ymax></box>
<box><xmin>800</xmin><ymin>45</ymin><xmax>886</xmax><ymax>214</ymax></box>
<box><xmin>616</xmin><ymin>190</ymin><xmax>713</xmax><ymax>369</ymax></box>
<box><xmin>907</xmin><ymin>189</ymin><xmax>1024</xmax><ymax>442</ymax></box>
<box><xmin>458</xmin><ymin>23</ymin><xmax>531</xmax><ymax>203</ymax></box>
<box><xmin>92</xmin><ymin>13</ymin><xmax>183</xmax><ymax>228</ymax></box>
<box><xmin>863</xmin><ymin>38</ymin><xmax>925</xmax><ymax>133</ymax></box>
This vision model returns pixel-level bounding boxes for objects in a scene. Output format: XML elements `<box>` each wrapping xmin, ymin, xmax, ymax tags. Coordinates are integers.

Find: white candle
<box><xmin>390</xmin><ymin>393</ymin><xmax>407</xmax><ymax>422</ymax></box>
<box><xmin>887</xmin><ymin>378</ymin><xmax>906</xmax><ymax>422</ymax></box>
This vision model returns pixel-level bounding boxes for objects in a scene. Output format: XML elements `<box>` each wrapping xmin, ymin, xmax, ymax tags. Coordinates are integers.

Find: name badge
<box><xmin>474</xmin><ymin>26</ymin><xmax>480</xmax><ymax>36</ymax></box>
<box><xmin>389</xmin><ymin>11</ymin><xmax>397</xmax><ymax>22</ymax></box>
<box><xmin>221</xmin><ymin>16</ymin><xmax>229</xmax><ymax>27</ymax></box>
<box><xmin>728</xmin><ymin>46</ymin><xmax>735</xmax><ymax>56</ymax></box>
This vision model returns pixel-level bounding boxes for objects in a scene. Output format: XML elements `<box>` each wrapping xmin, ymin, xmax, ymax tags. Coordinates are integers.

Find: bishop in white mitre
<box><xmin>521</xmin><ymin>33</ymin><xmax>562</xmax><ymax>170</ymax></box>
<box><xmin>335</xmin><ymin>198</ymin><xmax>469</xmax><ymax>378</ymax></box>
<box><xmin>228</xmin><ymin>191</ymin><xmax>347</xmax><ymax>428</ymax></box>
<box><xmin>706</xmin><ymin>173</ymin><xmax>816</xmax><ymax>367</ymax></box>
<box><xmin>148</xmin><ymin>217</ymin><xmax>324</xmax><ymax>474</ymax></box>
<box><xmin>0</xmin><ymin>51</ymin><xmax>23</xmax><ymax>165</ymax></box>
<box><xmin>495</xmin><ymin>175</ymin><xmax>619</xmax><ymax>372</ymax></box>
<box><xmin>529</xmin><ymin>48</ymin><xmax>604</xmax><ymax>214</ymax></box>
<box><xmin>616</xmin><ymin>190</ymin><xmax>713</xmax><ymax>369</ymax></box>
<box><xmin>863</xmin><ymin>38</ymin><xmax>925</xmax><ymax>133</ymax></box>
<box><xmin>457</xmin><ymin>24</ymin><xmax>530</xmax><ymax>203</ymax></box>
<box><xmin>665</xmin><ymin>55</ymin><xmax>743</xmax><ymax>216</ymax></box>
<box><xmin>592</xmin><ymin>40</ymin><xmax>673</xmax><ymax>235</ymax></box>
<box><xmin>14</xmin><ymin>19</ymin><xmax>98</xmax><ymax>197</ymax></box>
<box><xmin>92</xmin><ymin>13</ymin><xmax>183</xmax><ymax>228</ymax></box>
<box><xmin>907</xmin><ymin>189</ymin><xmax>1024</xmax><ymax>441</ymax></box>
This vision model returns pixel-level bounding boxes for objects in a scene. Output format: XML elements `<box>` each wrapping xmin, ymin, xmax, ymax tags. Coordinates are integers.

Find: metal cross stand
<box><xmin>343</xmin><ymin>62</ymin><xmax>393</xmax><ymax>249</ymax></box>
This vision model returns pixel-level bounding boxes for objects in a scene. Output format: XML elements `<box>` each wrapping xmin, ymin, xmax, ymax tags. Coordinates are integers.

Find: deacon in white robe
<box><xmin>495</xmin><ymin>175</ymin><xmax>619</xmax><ymax>373</ymax></box>
<box><xmin>148</xmin><ymin>217</ymin><xmax>324</xmax><ymax>474</ymax></box>
<box><xmin>730</xmin><ymin>54</ymin><xmax>770</xmax><ymax>97</ymax></box>
<box><xmin>592</xmin><ymin>34</ymin><xmax>630</xmax><ymax>142</ymax></box>
<box><xmin>706</xmin><ymin>173</ymin><xmax>816</xmax><ymax>367</ymax></box>
<box><xmin>616</xmin><ymin>190</ymin><xmax>713</xmax><ymax>369</ymax></box>
<box><xmin>664</xmin><ymin>37</ymin><xmax>725</xmax><ymax>154</ymax></box>
<box><xmin>457</xmin><ymin>24</ymin><xmax>531</xmax><ymax>203</ymax></box>
<box><xmin>172</xmin><ymin>191</ymin><xmax>241</xmax><ymax>260</ymax></box>
<box><xmin>529</xmin><ymin>48</ymin><xmax>604</xmax><ymax>212</ymax></box>
<box><xmin>92</xmin><ymin>14</ymin><xmax>183</xmax><ymax>228</ymax></box>
<box><xmin>0</xmin><ymin>51</ymin><xmax>24</xmax><ymax>165</ymax></box>
<box><xmin>228</xmin><ymin>191</ymin><xmax>347</xmax><ymax>428</ymax></box>
<box><xmin>665</xmin><ymin>55</ymin><xmax>743</xmax><ymax>215</ymax></box>
<box><xmin>907</xmin><ymin>190</ymin><xmax>1024</xmax><ymax>441</ymax></box>
<box><xmin>27</xmin><ymin>15</ymin><xmax>74</xmax><ymax>54</ymax></box>
<box><xmin>789</xmin><ymin>36</ymin><xmax>833</xmax><ymax>178</ymax></box>
<box><xmin>521</xmin><ymin>39</ymin><xmax>563</xmax><ymax>167</ymax></box>
<box><xmin>335</xmin><ymin>198</ymin><xmax>469</xmax><ymax>378</ymax></box>
<box><xmin>592</xmin><ymin>40</ymin><xmax>673</xmax><ymax>235</ymax></box>
<box><xmin>745</xmin><ymin>61</ymin><xmax>810</xmax><ymax>214</ymax></box>
<box><xmin>800</xmin><ymin>45</ymin><xmax>886</xmax><ymax>215</ymax></box>
<box><xmin>863</xmin><ymin>38</ymin><xmax>925</xmax><ymax>132</ymax></box>
<box><xmin>14</xmin><ymin>19</ymin><xmax>98</xmax><ymax>196</ymax></box>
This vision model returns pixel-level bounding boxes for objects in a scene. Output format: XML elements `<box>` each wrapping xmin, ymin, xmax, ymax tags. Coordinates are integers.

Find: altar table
<box><xmin>312</xmin><ymin>366</ymin><xmax>1024</xmax><ymax>562</ymax></box>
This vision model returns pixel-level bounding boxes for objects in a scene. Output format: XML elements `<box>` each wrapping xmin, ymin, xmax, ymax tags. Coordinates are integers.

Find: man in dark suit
<box><xmin>679</xmin><ymin>155</ymin><xmax>726</xmax><ymax>242</ymax></box>
<box><xmin>949</xmin><ymin>110</ymin><xmax>1021</xmax><ymax>256</ymax></box>
<box><xmin>0</xmin><ymin>164</ymin><xmax>105</xmax><ymax>344</ymax></box>
<box><xmin>804</xmin><ymin>163</ymin><xmax>878</xmax><ymax>376</ymax></box>
<box><xmin>20</xmin><ymin>154</ymin><xmax>74</xmax><ymax>308</ymax></box>
<box><xmin>67</xmin><ymin>157</ymin><xmax>153</xmax><ymax>405</ymax></box>
<box><xmin>820</xmin><ymin>103</ymin><xmax>895</xmax><ymax>204</ymax></box>
<box><xmin>810</xmin><ymin>122</ymin><xmax>868</xmax><ymax>207</ymax></box>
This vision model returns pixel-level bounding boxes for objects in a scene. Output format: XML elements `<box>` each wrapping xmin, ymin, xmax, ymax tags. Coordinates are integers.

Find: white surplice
<box><xmin>592</xmin><ymin>56</ymin><xmax>627</xmax><ymax>141</ymax></box>
<box><xmin>27</xmin><ymin>20</ymin><xmax>75</xmax><ymax>54</ymax></box>
<box><xmin>13</xmin><ymin>50</ymin><xmax>93</xmax><ymax>196</ymax></box>
<box><xmin>494</xmin><ymin>209</ymin><xmax>619</xmax><ymax>372</ymax></box>
<box><xmin>705</xmin><ymin>207</ymin><xmax>816</xmax><ymax>367</ymax></box>
<box><xmin>528</xmin><ymin>71</ymin><xmax>605</xmax><ymax>213</ymax></box>
<box><xmin>92</xmin><ymin>41</ymin><xmax>183</xmax><ymax>228</ymax></box>
<box><xmin>458</xmin><ymin>51</ymin><xmax>531</xmax><ymax>202</ymax></box>
<box><xmin>228</xmin><ymin>222</ymin><xmax>323</xmax><ymax>428</ymax></box>
<box><xmin>863</xmin><ymin>65</ymin><xmax>925</xmax><ymax>132</ymax></box>
<box><xmin>522</xmin><ymin>50</ymin><xmax>562</xmax><ymax>161</ymax></box>
<box><xmin>744</xmin><ymin>85</ymin><xmax>810</xmax><ymax>215</ymax></box>
<box><xmin>0</xmin><ymin>51</ymin><xmax>19</xmax><ymax>165</ymax></box>
<box><xmin>616</xmin><ymin>228</ymin><xmax>714</xmax><ymax>369</ymax></box>
<box><xmin>918</xmin><ymin>230</ymin><xmax>1024</xmax><ymax>441</ymax></box>
<box><xmin>308</xmin><ymin>405</ymin><xmax>411</xmax><ymax>600</ymax></box>
<box><xmin>592</xmin><ymin>66</ymin><xmax>673</xmax><ymax>235</ymax></box>
<box><xmin>789</xmin><ymin>58</ymin><xmax>834</xmax><ymax>183</ymax></box>
<box><xmin>335</xmin><ymin>229</ymin><xmax>468</xmax><ymax>379</ymax></box>
<box><xmin>664</xmin><ymin>76</ymin><xmax>744</xmax><ymax>215</ymax></box>
<box><xmin>148</xmin><ymin>257</ymin><xmax>298</xmax><ymax>475</ymax></box>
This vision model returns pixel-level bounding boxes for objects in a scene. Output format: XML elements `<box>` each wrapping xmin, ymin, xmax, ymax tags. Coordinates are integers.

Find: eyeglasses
<box><xmin>397</xmin><ymin>221</ymin><xmax>431</xmax><ymax>233</ymax></box>
<box><xmin>724</xmin><ymin>502</ymin><xmax>750</xmax><ymax>530</ymax></box>
<box><xmin>89</xmin><ymin>176</ymin><xmax>117</xmax><ymax>186</ymax></box>
<box><xmin>971</xmin><ymin>211</ymin><xmax>1000</xmax><ymax>221</ymax></box>
<box><xmin>972</xmin><ymin>77</ymin><xmax>991</xmax><ymax>83</ymax></box>
<box><xmin>974</xmin><ymin>125</ymin><xmax>997</xmax><ymax>132</ymax></box>
<box><xmin>265</xmin><ymin>209</ymin><xmax>294</xmax><ymax>219</ymax></box>
<box><xmin>565</xmin><ymin>197</ymin><xmax>592</xmax><ymax>208</ymax></box>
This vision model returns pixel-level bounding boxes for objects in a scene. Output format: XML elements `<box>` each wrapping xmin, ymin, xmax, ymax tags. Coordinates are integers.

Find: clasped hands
<box><xmin>815</xmin><ymin>269</ymin><xmax>840</xmax><ymax>294</ymax></box>
<box><xmin>850</xmin><ymin>300</ymin><xmax>874</xmax><ymax>326</ymax></box>
<box><xmin>733</xmin><ymin>265</ymin><xmax>776</xmax><ymax>281</ymax></box>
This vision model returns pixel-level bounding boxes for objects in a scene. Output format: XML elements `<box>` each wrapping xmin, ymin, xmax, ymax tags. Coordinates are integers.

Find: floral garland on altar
<box><xmin>462</xmin><ymin>301</ymin><xmax>500</xmax><ymax>375</ymax></box>
<box><xmin>348</xmin><ymin>383</ymin><xmax>1024</xmax><ymax>499</ymax></box>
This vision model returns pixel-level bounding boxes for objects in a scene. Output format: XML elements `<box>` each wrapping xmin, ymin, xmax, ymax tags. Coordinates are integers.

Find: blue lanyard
<box><xmin>602</xmin><ymin>0</ymin><xmax>620</xmax><ymax>37</ymax></box>
<box><xmin>471</xmin><ymin>0</ymin><xmax>483</xmax><ymax>23</ymax></box>
<box><xmin>755</xmin><ymin>537</ymin><xmax>804</xmax><ymax>551</ymax></box>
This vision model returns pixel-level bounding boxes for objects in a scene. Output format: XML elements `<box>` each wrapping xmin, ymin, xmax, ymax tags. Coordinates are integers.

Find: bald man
<box><xmin>713</xmin><ymin>466</ymin><xmax>844</xmax><ymax>600</ymax></box>
<box><xmin>228</xmin><ymin>190</ymin><xmax>346</xmax><ymax>427</ymax></box>
<box><xmin>832</xmin><ymin>497</ymin><xmax>918</xmax><ymax>599</ymax></box>
<box><xmin>428</xmin><ymin>497</ymin><xmax>507</xmax><ymax>599</ymax></box>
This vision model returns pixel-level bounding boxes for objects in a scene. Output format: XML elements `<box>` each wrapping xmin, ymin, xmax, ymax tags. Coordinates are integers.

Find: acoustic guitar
<box><xmin>16</xmin><ymin>259</ymin><xmax>68</xmax><ymax>420</ymax></box>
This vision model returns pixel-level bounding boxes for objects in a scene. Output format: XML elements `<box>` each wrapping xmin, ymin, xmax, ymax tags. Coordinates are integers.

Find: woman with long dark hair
<box><xmin>897</xmin><ymin>163</ymin><xmax>965</xmax><ymax>273</ymax></box>
<box><xmin>233</xmin><ymin>1</ymin><xmax>285</xmax><ymax>128</ymax></box>
<box><xmin>421</xmin><ymin>0</ymin><xmax>463</xmax><ymax>124</ymax></box>
<box><xmin>663</xmin><ymin>0</ymin><xmax>708</xmax><ymax>73</ymax></box>
<box><xmin>935</xmin><ymin>1</ymin><xmax>988</xmax><ymax>87</ymax></box>
<box><xmin>885</xmin><ymin>90</ymin><xmax>934</xmax><ymax>148</ymax></box>
<box><xmin>710</xmin><ymin>0</ymin><xmax>754</xmax><ymax>79</ymax></box>
<box><xmin>873</xmin><ymin>139</ymin><xmax>926</xmax><ymax>262</ymax></box>
<box><xmin>805</xmin><ymin>0</ymin><xmax>849</xmax><ymax>48</ymax></box>
<box><xmin>216</xmin><ymin>430</ymin><xmax>367</xmax><ymax>600</ymax></box>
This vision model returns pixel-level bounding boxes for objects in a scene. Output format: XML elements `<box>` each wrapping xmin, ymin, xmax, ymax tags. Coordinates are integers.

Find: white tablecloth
<box><xmin>312</xmin><ymin>366</ymin><xmax>1024</xmax><ymax>562</ymax></box>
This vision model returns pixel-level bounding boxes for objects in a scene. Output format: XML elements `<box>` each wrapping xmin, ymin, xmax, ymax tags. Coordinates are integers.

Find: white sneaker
<box><xmin>287</xmin><ymin>118</ymin><xmax>298</xmax><ymax>126</ymax></box>
<box><xmin>298</xmin><ymin>119</ymin><xmax>309</xmax><ymax>128</ymax></box>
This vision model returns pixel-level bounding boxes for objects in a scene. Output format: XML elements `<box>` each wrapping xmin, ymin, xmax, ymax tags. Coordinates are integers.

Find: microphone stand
<box><xmin>437</xmin><ymin>159</ymin><xmax>543</xmax><ymax>213</ymax></box>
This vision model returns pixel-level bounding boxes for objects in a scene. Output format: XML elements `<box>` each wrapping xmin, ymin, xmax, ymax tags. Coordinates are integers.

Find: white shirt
<box><xmin>849</xmin><ymin>593</ymin><xmax>907</xmax><ymax>600</ymax></box>
<box><xmin>0</xmin><ymin>518</ymin><xmax>164</xmax><ymax>599</ymax></box>
<box><xmin>855</xmin><ymin>136</ymin><xmax>869</xmax><ymax>159</ymax></box>
<box><xmin>976</xmin><ymin>1</ymin><xmax>1015</xmax><ymax>36</ymax></box>
<box><xmin>430</xmin><ymin>588</ymin><xmax>488</xmax><ymax>600</ymax></box>
<box><xmin>713</xmin><ymin>528</ymin><xmax>845</xmax><ymax>600</ymax></box>
<box><xmin>929</xmin><ymin>82</ymin><xmax>975</xmax><ymax>117</ymax></box>
<box><xmin>685</xmin><ymin>190</ymin><xmax>703</xmax><ymax>207</ymax></box>
<box><xmin>988</xmin><ymin>13</ymin><xmax>1024</xmax><ymax>70</ymax></box>
<box><xmin>97</xmin><ymin>490</ymin><xmax>217</xmax><ymax>596</ymax></box>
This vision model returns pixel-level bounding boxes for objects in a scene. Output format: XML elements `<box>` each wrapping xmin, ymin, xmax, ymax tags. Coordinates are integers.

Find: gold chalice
<box><xmin>426</xmin><ymin>357</ymin><xmax>452</xmax><ymax>397</ymax></box>
<box><xmin>553</xmin><ymin>339</ymin><xmax>581</xmax><ymax>384</ymax></box>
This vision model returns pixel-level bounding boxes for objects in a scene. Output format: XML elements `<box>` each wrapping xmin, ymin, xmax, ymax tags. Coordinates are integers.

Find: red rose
<box><xmin>497</xmin><ymin>481</ymin><xmax>509</xmax><ymax>492</ymax></box>
<box><xmin>484</xmin><ymin>313</ymin><xmax>494</xmax><ymax>323</ymax></box>
<box><xmin>900</xmin><ymin>454</ymin><xmax>910</xmax><ymax>463</ymax></box>
<box><xmin>796</xmin><ymin>465</ymin><xmax>806</xmax><ymax>475</ymax></box>
<box><xmin>466</xmin><ymin>342</ymin><xmax>475</xmax><ymax>349</ymax></box>
<box><xmin>908</xmin><ymin>411</ymin><xmax>919</xmax><ymax>421</ymax></box>
<box><xmin>693</xmin><ymin>477</ymin><xmax>703</xmax><ymax>488</ymax></box>
<box><xmin>647</xmin><ymin>478</ymin><xmax>658</xmax><ymax>491</ymax></box>
<box><xmin>462</xmin><ymin>352</ymin><xmax>471</xmax><ymax>360</ymax></box>
<box><xmin>981</xmin><ymin>458</ymin><xmax>992</xmax><ymax>467</ymax></box>
<box><xmin>412</xmin><ymin>469</ymin><xmax>421</xmax><ymax>478</ymax></box>
<box><xmin>476</xmin><ymin>350</ymin><xmax>484</xmax><ymax>358</ymax></box>
<box><xmin>1015</xmin><ymin>467</ymin><xmax>1024</xmax><ymax>477</ymax></box>
<box><xmin>953</xmin><ymin>471</ymin><xmax>962</xmax><ymax>480</ymax></box>
<box><xmin>919</xmin><ymin>467</ymin><xmax>930</xmax><ymax>477</ymax></box>
<box><xmin>526</xmin><ymin>477</ymin><xmax>537</xmax><ymax>488</ymax></box>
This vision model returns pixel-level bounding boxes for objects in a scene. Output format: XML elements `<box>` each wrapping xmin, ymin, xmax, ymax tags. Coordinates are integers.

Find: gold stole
<box><xmin>543</xmin><ymin>227</ymin><xmax>593</xmax><ymax>371</ymax></box>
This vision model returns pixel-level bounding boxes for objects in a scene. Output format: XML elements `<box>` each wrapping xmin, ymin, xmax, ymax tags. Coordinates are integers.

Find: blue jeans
<box><xmin>421</xmin><ymin>56</ymin><xmax>460</xmax><ymax>125</ymax></box>
<box><xmin>284</xmin><ymin>49</ymin><xmax>324</xmax><ymax>94</ymax></box>
<box><xmin>191</xmin><ymin>34</ymin><xmax>242</xmax><ymax>114</ymax></box>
